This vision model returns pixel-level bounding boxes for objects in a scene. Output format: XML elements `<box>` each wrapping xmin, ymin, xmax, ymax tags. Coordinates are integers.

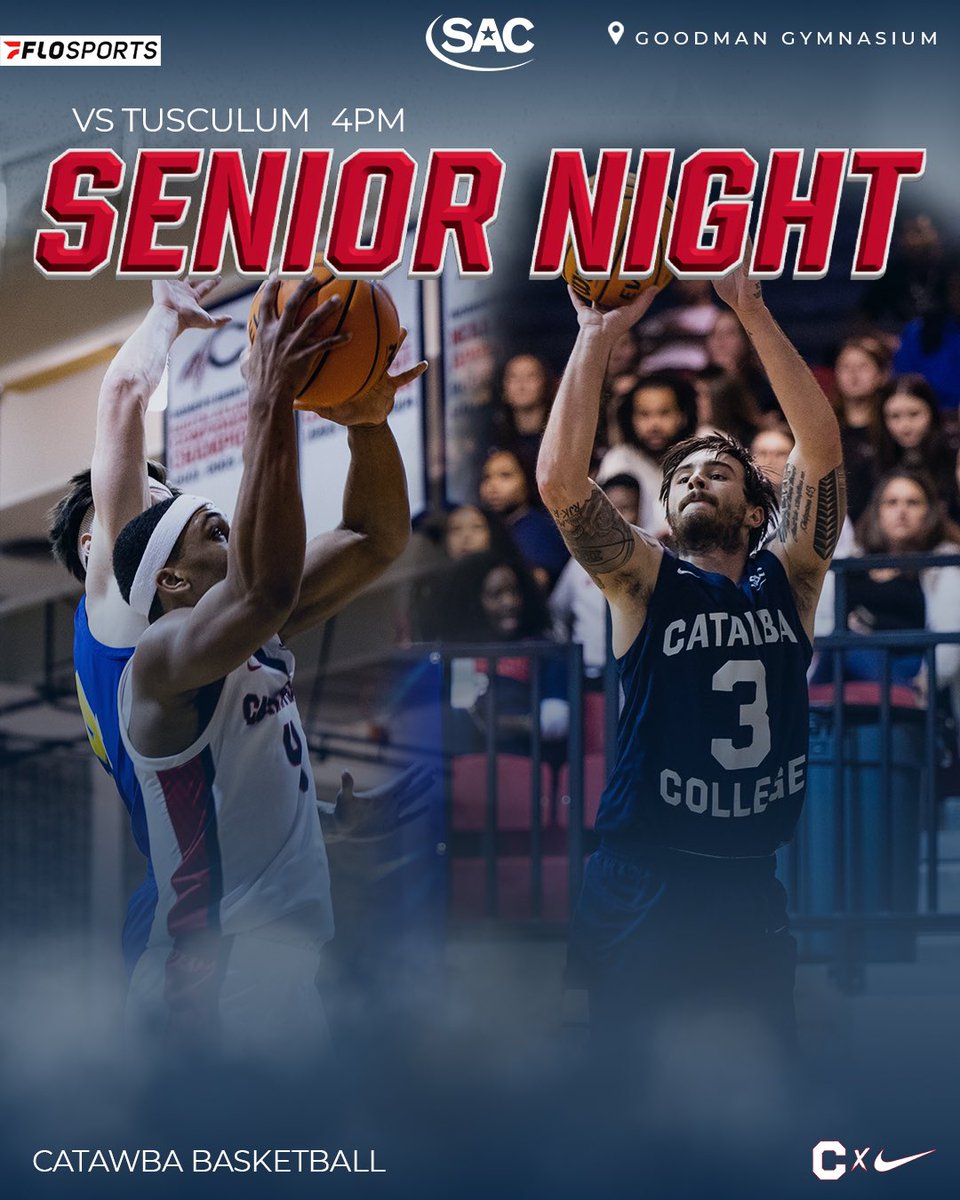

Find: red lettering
<box><xmin>118</xmin><ymin>149</ymin><xmax>203</xmax><ymax>275</ymax></box>
<box><xmin>191</xmin><ymin>149</ymin><xmax>288</xmax><ymax>275</ymax></box>
<box><xmin>751</xmin><ymin>150</ymin><xmax>848</xmax><ymax>277</ymax></box>
<box><xmin>411</xmin><ymin>150</ymin><xmax>504</xmax><ymax>276</ymax></box>
<box><xmin>621</xmin><ymin>151</ymin><xmax>673</xmax><ymax>275</ymax></box>
<box><xmin>667</xmin><ymin>150</ymin><xmax>757</xmax><ymax>276</ymax></box>
<box><xmin>280</xmin><ymin>151</ymin><xmax>332</xmax><ymax>273</ymax></box>
<box><xmin>849</xmin><ymin>149</ymin><xmax>926</xmax><ymax>278</ymax></box>
<box><xmin>325</xmin><ymin>151</ymin><xmax>417</xmax><ymax>276</ymax></box>
<box><xmin>34</xmin><ymin>149</ymin><xmax>124</xmax><ymax>277</ymax></box>
<box><xmin>530</xmin><ymin>149</ymin><xmax>631</xmax><ymax>276</ymax></box>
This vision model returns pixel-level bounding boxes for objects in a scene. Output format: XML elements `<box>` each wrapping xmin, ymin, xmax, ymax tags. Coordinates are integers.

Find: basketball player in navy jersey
<box><xmin>538</xmin><ymin>253</ymin><xmax>844</xmax><ymax>1049</ymax></box>
<box><xmin>110</xmin><ymin>275</ymin><xmax>425</xmax><ymax>1057</ymax></box>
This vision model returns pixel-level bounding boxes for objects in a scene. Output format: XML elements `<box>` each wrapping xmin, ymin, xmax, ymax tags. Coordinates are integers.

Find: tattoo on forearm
<box><xmin>813</xmin><ymin>466</ymin><xmax>845</xmax><ymax>560</ymax></box>
<box><xmin>550</xmin><ymin>486</ymin><xmax>636</xmax><ymax>580</ymax></box>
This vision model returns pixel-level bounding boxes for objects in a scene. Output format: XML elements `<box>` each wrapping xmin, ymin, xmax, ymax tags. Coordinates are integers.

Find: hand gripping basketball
<box><xmin>310</xmin><ymin>329</ymin><xmax>428</xmax><ymax>427</ymax></box>
<box><xmin>248</xmin><ymin>263</ymin><xmax>403</xmax><ymax>410</ymax></box>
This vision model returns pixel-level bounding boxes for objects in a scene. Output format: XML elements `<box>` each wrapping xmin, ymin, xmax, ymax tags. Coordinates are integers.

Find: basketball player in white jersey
<box><xmin>111</xmin><ymin>275</ymin><xmax>426</xmax><ymax>1061</ymax></box>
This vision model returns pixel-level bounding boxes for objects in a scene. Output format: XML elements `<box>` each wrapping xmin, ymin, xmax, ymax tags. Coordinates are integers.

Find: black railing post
<box><xmin>603</xmin><ymin>605</ymin><xmax>618</xmax><ymax>774</ymax></box>
<box><xmin>484</xmin><ymin>652</ymin><xmax>499</xmax><ymax>918</ymax></box>
<box><xmin>924</xmin><ymin>646</ymin><xmax>939</xmax><ymax>914</ymax></box>
<box><xmin>568</xmin><ymin>643</ymin><xmax>585</xmax><ymax>907</ymax></box>
<box><xmin>530</xmin><ymin>653</ymin><xmax>543</xmax><ymax>919</ymax></box>
<box><xmin>879</xmin><ymin>650</ymin><xmax>892</xmax><ymax>912</ymax></box>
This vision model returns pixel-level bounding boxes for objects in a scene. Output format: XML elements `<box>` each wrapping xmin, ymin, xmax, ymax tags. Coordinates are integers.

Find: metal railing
<box><xmin>2</xmin><ymin>553</ymin><xmax>958</xmax><ymax>986</ymax></box>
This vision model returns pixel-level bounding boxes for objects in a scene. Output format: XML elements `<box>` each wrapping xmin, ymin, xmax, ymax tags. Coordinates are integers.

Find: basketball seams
<box><xmin>597</xmin><ymin>182</ymin><xmax>633</xmax><ymax>307</ymax></box>
<box><xmin>561</xmin><ymin>178</ymin><xmax>673</xmax><ymax>308</ymax></box>
<box><xmin>350</xmin><ymin>282</ymin><xmax>384</xmax><ymax>400</ymax></box>
<box><xmin>296</xmin><ymin>277</ymin><xmax>357</xmax><ymax>400</ymax></box>
<box><xmin>248</xmin><ymin>270</ymin><xmax>401</xmax><ymax>408</ymax></box>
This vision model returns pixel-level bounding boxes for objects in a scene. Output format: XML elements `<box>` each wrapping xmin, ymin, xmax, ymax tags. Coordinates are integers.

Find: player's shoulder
<box><xmin>130</xmin><ymin>609</ymin><xmax>191</xmax><ymax>671</ymax></box>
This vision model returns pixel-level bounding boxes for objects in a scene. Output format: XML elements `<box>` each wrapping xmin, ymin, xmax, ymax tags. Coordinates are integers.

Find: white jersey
<box><xmin>118</xmin><ymin>637</ymin><xmax>333</xmax><ymax>953</ymax></box>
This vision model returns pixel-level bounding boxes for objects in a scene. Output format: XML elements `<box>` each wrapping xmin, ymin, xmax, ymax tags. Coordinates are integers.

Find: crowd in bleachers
<box><xmin>400</xmin><ymin>211</ymin><xmax>960</xmax><ymax>792</ymax></box>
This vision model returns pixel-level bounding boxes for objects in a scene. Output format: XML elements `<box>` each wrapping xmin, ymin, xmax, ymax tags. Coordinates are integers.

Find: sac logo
<box><xmin>425</xmin><ymin>15</ymin><xmax>534</xmax><ymax>72</ymax></box>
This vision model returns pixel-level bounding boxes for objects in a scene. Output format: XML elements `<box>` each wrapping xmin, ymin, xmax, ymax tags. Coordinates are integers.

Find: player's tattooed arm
<box><xmin>813</xmin><ymin>466</ymin><xmax>846</xmax><ymax>560</ymax></box>
<box><xmin>549</xmin><ymin>482</ymin><xmax>661</xmax><ymax>596</ymax></box>
<box><xmin>774</xmin><ymin>457</ymin><xmax>846</xmax><ymax>638</ymax></box>
<box><xmin>778</xmin><ymin>461</ymin><xmax>846</xmax><ymax>561</ymax></box>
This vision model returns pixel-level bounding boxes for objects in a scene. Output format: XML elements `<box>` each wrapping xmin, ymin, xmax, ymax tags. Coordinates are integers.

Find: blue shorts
<box><xmin>570</xmin><ymin>842</ymin><xmax>797</xmax><ymax>1046</ymax></box>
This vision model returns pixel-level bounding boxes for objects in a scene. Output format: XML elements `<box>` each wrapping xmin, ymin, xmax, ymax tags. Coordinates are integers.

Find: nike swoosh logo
<box><xmin>873</xmin><ymin>1150</ymin><xmax>935</xmax><ymax>1172</ymax></box>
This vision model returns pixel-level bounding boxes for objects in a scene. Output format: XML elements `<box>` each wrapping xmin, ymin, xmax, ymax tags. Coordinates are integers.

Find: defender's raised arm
<box><xmin>86</xmin><ymin>279</ymin><xmax>228</xmax><ymax>641</ymax></box>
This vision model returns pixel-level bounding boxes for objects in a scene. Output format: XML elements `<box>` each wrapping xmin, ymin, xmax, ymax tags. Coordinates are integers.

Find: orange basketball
<box><xmin>562</xmin><ymin>177</ymin><xmax>674</xmax><ymax>309</ymax></box>
<box><xmin>247</xmin><ymin>265</ymin><xmax>401</xmax><ymax>410</ymax></box>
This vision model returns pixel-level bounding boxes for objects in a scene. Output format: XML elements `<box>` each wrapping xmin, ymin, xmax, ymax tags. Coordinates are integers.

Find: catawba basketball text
<box><xmin>33</xmin><ymin>146</ymin><xmax>923</xmax><ymax>280</ymax></box>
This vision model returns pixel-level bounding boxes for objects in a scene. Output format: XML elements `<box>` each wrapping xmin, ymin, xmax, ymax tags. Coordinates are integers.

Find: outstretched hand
<box><xmin>311</xmin><ymin>328</ymin><xmax>428</xmax><ymax>427</ymax></box>
<box><xmin>329</xmin><ymin>762</ymin><xmax>434</xmax><ymax>841</ymax></box>
<box><xmin>568</xmin><ymin>284</ymin><xmax>661</xmax><ymax>341</ymax></box>
<box><xmin>152</xmin><ymin>278</ymin><xmax>232</xmax><ymax>334</ymax></box>
<box><xmin>711</xmin><ymin>238</ymin><xmax>765</xmax><ymax>314</ymax></box>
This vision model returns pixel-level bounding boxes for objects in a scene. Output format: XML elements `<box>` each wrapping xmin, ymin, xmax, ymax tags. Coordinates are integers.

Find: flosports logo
<box><xmin>0</xmin><ymin>35</ymin><xmax>161</xmax><ymax>66</ymax></box>
<box><xmin>425</xmin><ymin>15</ymin><xmax>534</xmax><ymax>71</ymax></box>
<box><xmin>812</xmin><ymin>1142</ymin><xmax>936</xmax><ymax>1179</ymax></box>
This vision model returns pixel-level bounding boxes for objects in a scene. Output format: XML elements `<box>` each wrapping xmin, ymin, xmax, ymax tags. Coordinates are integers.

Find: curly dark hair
<box><xmin>658</xmin><ymin>432</ymin><xmax>780</xmax><ymax>555</ymax></box>
<box><xmin>48</xmin><ymin>460</ymin><xmax>174</xmax><ymax>584</ymax></box>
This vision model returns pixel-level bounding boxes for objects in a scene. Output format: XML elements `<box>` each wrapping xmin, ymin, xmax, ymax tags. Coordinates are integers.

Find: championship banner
<box><xmin>165</xmin><ymin>292</ymin><xmax>250</xmax><ymax>516</ymax></box>
<box><xmin>440</xmin><ymin>270</ymin><xmax>497</xmax><ymax>504</ymax></box>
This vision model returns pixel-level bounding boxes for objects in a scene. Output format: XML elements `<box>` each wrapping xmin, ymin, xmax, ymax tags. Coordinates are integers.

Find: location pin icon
<box><xmin>608</xmin><ymin>21</ymin><xmax>624</xmax><ymax>45</ymax></box>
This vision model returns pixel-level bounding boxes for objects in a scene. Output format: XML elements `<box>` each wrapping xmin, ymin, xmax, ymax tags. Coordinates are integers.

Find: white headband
<box><xmin>128</xmin><ymin>494</ymin><xmax>210</xmax><ymax>617</ymax></box>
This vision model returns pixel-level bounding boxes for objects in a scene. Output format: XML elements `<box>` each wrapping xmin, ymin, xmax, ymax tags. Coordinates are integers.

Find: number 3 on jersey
<box><xmin>710</xmin><ymin>660</ymin><xmax>771</xmax><ymax>770</ymax></box>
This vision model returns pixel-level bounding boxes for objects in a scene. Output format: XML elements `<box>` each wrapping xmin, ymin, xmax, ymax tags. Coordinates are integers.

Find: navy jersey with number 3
<box><xmin>598</xmin><ymin>548</ymin><xmax>812</xmax><ymax>857</ymax></box>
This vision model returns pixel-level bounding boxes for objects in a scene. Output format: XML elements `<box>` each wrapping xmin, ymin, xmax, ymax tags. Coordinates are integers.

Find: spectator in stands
<box><xmin>437</xmin><ymin>551</ymin><xmax>569</xmax><ymax>754</ymax></box>
<box><xmin>894</xmin><ymin>255</ymin><xmax>960</xmax><ymax>413</ymax></box>
<box><xmin>833</xmin><ymin>335</ymin><xmax>891</xmax><ymax>521</ymax></box>
<box><xmin>479</xmin><ymin>448</ymin><xmax>569</xmax><ymax>590</ymax></box>
<box><xmin>705</xmin><ymin>306</ymin><xmax>778</xmax><ymax>417</ymax></box>
<box><xmin>596</xmin><ymin>372</ymin><xmax>697</xmax><ymax>535</ymax></box>
<box><xmin>693</xmin><ymin>365</ymin><xmax>763</xmax><ymax>446</ymax></box>
<box><xmin>550</xmin><ymin>474</ymin><xmax>640</xmax><ymax>682</ymax></box>
<box><xmin>875</xmin><ymin>375</ymin><xmax>960</xmax><ymax>528</ymax></box>
<box><xmin>600</xmin><ymin>330</ymin><xmax>644</xmax><ymax>454</ymax></box>
<box><xmin>443</xmin><ymin>504</ymin><xmax>516</xmax><ymax>562</ymax></box>
<box><xmin>636</xmin><ymin>279</ymin><xmax>717</xmax><ymax>373</ymax></box>
<box><xmin>857</xmin><ymin>212</ymin><xmax>946</xmax><ymax>334</ymax></box>
<box><xmin>491</xmin><ymin>353</ymin><xmax>556</xmax><ymax>478</ymax></box>
<box><xmin>749</xmin><ymin>423</ymin><xmax>794</xmax><ymax>486</ymax></box>
<box><xmin>405</xmin><ymin>504</ymin><xmax>521</xmax><ymax>641</ymax></box>
<box><xmin>814</xmin><ymin>471</ymin><xmax>960</xmax><ymax>699</ymax></box>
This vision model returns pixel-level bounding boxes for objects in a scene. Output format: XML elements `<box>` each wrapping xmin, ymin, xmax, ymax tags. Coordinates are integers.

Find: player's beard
<box><xmin>670</xmin><ymin>498</ymin><xmax>748</xmax><ymax>555</ymax></box>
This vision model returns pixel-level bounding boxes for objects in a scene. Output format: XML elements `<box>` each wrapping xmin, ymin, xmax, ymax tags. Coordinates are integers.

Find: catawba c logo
<box><xmin>812</xmin><ymin>1142</ymin><xmax>935</xmax><ymax>1179</ymax></box>
<box><xmin>425</xmin><ymin>15</ymin><xmax>534</xmax><ymax>71</ymax></box>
